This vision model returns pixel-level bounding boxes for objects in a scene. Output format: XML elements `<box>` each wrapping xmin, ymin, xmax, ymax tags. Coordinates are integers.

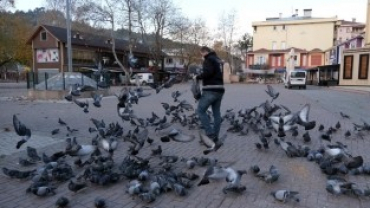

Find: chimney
<box><xmin>303</xmin><ymin>9</ymin><xmax>312</xmax><ymax>17</ymax></box>
<box><xmin>352</xmin><ymin>18</ymin><xmax>356</xmax><ymax>22</ymax></box>
<box><xmin>365</xmin><ymin>0</ymin><xmax>370</xmax><ymax>46</ymax></box>
<box><xmin>279</xmin><ymin>13</ymin><xmax>282</xmax><ymax>19</ymax></box>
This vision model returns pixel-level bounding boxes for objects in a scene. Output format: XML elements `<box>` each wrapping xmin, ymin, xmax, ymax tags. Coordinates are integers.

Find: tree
<box><xmin>0</xmin><ymin>0</ymin><xmax>14</xmax><ymax>11</ymax></box>
<box><xmin>144</xmin><ymin>0</ymin><xmax>179</xmax><ymax>67</ymax></box>
<box><xmin>217</xmin><ymin>9</ymin><xmax>237</xmax><ymax>73</ymax></box>
<box><xmin>86</xmin><ymin>0</ymin><xmax>133</xmax><ymax>83</ymax></box>
<box><xmin>238</xmin><ymin>33</ymin><xmax>253</xmax><ymax>52</ymax></box>
<box><xmin>0</xmin><ymin>12</ymin><xmax>33</xmax><ymax>73</ymax></box>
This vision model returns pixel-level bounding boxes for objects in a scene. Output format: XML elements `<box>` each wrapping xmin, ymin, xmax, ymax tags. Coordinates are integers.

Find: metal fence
<box><xmin>26</xmin><ymin>71</ymin><xmax>110</xmax><ymax>90</ymax></box>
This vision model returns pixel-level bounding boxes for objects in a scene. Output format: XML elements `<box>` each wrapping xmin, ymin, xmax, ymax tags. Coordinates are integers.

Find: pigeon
<box><xmin>265</xmin><ymin>85</ymin><xmax>279</xmax><ymax>102</ymax></box>
<box><xmin>271</xmin><ymin>190</ymin><xmax>299</xmax><ymax>203</ymax></box>
<box><xmin>335</xmin><ymin>121</ymin><xmax>341</xmax><ymax>129</ymax></box>
<box><xmin>94</xmin><ymin>197</ymin><xmax>106</xmax><ymax>208</ymax></box>
<box><xmin>18</xmin><ymin>157</ymin><xmax>37</xmax><ymax>166</ymax></box>
<box><xmin>55</xmin><ymin>196</ymin><xmax>69</xmax><ymax>208</ymax></box>
<box><xmin>256</xmin><ymin>165</ymin><xmax>280</xmax><ymax>183</ymax></box>
<box><xmin>191</xmin><ymin>78</ymin><xmax>201</xmax><ymax>100</ymax></box>
<box><xmin>91</xmin><ymin>92</ymin><xmax>103</xmax><ymax>108</ymax></box>
<box><xmin>173</xmin><ymin>183</ymin><xmax>188</xmax><ymax>196</ymax></box>
<box><xmin>51</xmin><ymin>128</ymin><xmax>60</xmax><ymax>135</ymax></box>
<box><xmin>2</xmin><ymin>167</ymin><xmax>35</xmax><ymax>179</ymax></box>
<box><xmin>58</xmin><ymin>118</ymin><xmax>67</xmax><ymax>126</ymax></box>
<box><xmin>198</xmin><ymin>165</ymin><xmax>229</xmax><ymax>186</ymax></box>
<box><xmin>340</xmin><ymin>111</ymin><xmax>350</xmax><ymax>119</ymax></box>
<box><xmin>27</xmin><ymin>146</ymin><xmax>41</xmax><ymax>161</ymax></box>
<box><xmin>74</xmin><ymin>99</ymin><xmax>89</xmax><ymax>113</ymax></box>
<box><xmin>13</xmin><ymin>115</ymin><xmax>32</xmax><ymax>149</ymax></box>
<box><xmin>100</xmin><ymin>136</ymin><xmax>118</xmax><ymax>155</ymax></box>
<box><xmin>318</xmin><ymin>124</ymin><xmax>324</xmax><ymax>131</ymax></box>
<box><xmin>68</xmin><ymin>180</ymin><xmax>87</xmax><ymax>193</ymax></box>
<box><xmin>70</xmin><ymin>84</ymin><xmax>82</xmax><ymax>96</ymax></box>
<box><xmin>139</xmin><ymin>192</ymin><xmax>156</xmax><ymax>203</ymax></box>
<box><xmin>222</xmin><ymin>168</ymin><xmax>247</xmax><ymax>194</ymax></box>
<box><xmin>296</xmin><ymin>104</ymin><xmax>316</xmax><ymax>130</ymax></box>
<box><xmin>302</xmin><ymin>131</ymin><xmax>311</xmax><ymax>143</ymax></box>
<box><xmin>29</xmin><ymin>186</ymin><xmax>57</xmax><ymax>196</ymax></box>
<box><xmin>151</xmin><ymin>145</ymin><xmax>162</xmax><ymax>156</ymax></box>
<box><xmin>269</xmin><ymin>114</ymin><xmax>295</xmax><ymax>137</ymax></box>
<box><xmin>344</xmin><ymin>156</ymin><xmax>364</xmax><ymax>170</ymax></box>
<box><xmin>161</xmin><ymin>129</ymin><xmax>196</xmax><ymax>143</ymax></box>
<box><xmin>344</xmin><ymin>130</ymin><xmax>351</xmax><ymax>138</ymax></box>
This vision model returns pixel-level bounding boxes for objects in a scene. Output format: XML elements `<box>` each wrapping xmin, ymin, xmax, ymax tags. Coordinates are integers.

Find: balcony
<box><xmin>248</xmin><ymin>64</ymin><xmax>270</xmax><ymax>70</ymax></box>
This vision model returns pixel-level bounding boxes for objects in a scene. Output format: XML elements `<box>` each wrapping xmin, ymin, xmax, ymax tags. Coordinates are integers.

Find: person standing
<box><xmin>194</xmin><ymin>46</ymin><xmax>224</xmax><ymax>142</ymax></box>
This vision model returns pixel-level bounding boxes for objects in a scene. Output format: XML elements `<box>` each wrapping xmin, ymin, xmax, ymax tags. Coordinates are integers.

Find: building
<box><xmin>339</xmin><ymin>0</ymin><xmax>370</xmax><ymax>86</ymax></box>
<box><xmin>252</xmin><ymin>9</ymin><xmax>337</xmax><ymax>52</ymax></box>
<box><xmin>336</xmin><ymin>19</ymin><xmax>365</xmax><ymax>45</ymax></box>
<box><xmin>162</xmin><ymin>49</ymin><xmax>187</xmax><ymax>72</ymax></box>
<box><xmin>26</xmin><ymin>25</ymin><xmax>155</xmax><ymax>84</ymax></box>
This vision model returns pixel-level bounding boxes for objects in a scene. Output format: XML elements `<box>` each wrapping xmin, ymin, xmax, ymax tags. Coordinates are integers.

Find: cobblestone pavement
<box><xmin>1</xmin><ymin>83</ymin><xmax>370</xmax><ymax>208</ymax></box>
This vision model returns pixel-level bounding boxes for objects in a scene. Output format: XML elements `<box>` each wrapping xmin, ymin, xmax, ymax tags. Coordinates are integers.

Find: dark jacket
<box><xmin>197</xmin><ymin>52</ymin><xmax>224</xmax><ymax>92</ymax></box>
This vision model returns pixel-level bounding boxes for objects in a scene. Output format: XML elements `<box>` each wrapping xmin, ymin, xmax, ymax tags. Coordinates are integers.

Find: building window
<box><xmin>166</xmin><ymin>58</ymin><xmax>173</xmax><ymax>64</ymax></box>
<box><xmin>343</xmin><ymin>55</ymin><xmax>353</xmax><ymax>79</ymax></box>
<box><xmin>302</xmin><ymin>54</ymin><xmax>307</xmax><ymax>66</ymax></box>
<box><xmin>277</xmin><ymin>56</ymin><xmax>281</xmax><ymax>66</ymax></box>
<box><xmin>273</xmin><ymin>26</ymin><xmax>277</xmax><ymax>31</ymax></box>
<box><xmin>253</xmin><ymin>26</ymin><xmax>257</xmax><ymax>33</ymax></box>
<box><xmin>179</xmin><ymin>59</ymin><xmax>184</xmax><ymax>65</ymax></box>
<box><xmin>281</xmin><ymin>41</ymin><xmax>286</xmax><ymax>49</ymax></box>
<box><xmin>311</xmin><ymin>54</ymin><xmax>322</xmax><ymax>66</ymax></box>
<box><xmin>272</xmin><ymin>41</ymin><xmax>277</xmax><ymax>50</ymax></box>
<box><xmin>40</xmin><ymin>31</ymin><xmax>47</xmax><ymax>41</ymax></box>
<box><xmin>282</xmin><ymin>25</ymin><xmax>286</xmax><ymax>30</ymax></box>
<box><xmin>346</xmin><ymin>27</ymin><xmax>351</xmax><ymax>32</ymax></box>
<box><xmin>358</xmin><ymin>54</ymin><xmax>369</xmax><ymax>79</ymax></box>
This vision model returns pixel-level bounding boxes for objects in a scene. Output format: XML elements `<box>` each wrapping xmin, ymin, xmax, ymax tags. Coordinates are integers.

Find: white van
<box><xmin>284</xmin><ymin>70</ymin><xmax>307</xmax><ymax>89</ymax></box>
<box><xmin>130</xmin><ymin>73</ymin><xmax>154</xmax><ymax>85</ymax></box>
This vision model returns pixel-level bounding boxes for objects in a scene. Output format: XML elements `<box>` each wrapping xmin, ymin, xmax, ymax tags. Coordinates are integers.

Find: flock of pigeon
<box><xmin>4</xmin><ymin>81</ymin><xmax>370</xmax><ymax>207</ymax></box>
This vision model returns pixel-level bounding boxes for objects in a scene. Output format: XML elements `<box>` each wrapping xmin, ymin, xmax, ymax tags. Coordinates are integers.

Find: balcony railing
<box><xmin>248</xmin><ymin>64</ymin><xmax>270</xmax><ymax>70</ymax></box>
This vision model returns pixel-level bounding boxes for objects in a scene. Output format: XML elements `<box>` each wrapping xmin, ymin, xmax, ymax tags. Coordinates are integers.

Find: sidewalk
<box><xmin>329</xmin><ymin>85</ymin><xmax>370</xmax><ymax>93</ymax></box>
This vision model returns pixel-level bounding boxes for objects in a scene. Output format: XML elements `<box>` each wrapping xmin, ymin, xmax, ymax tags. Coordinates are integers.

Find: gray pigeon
<box><xmin>296</xmin><ymin>104</ymin><xmax>316</xmax><ymax>130</ymax></box>
<box><xmin>265</xmin><ymin>85</ymin><xmax>279</xmax><ymax>102</ymax></box>
<box><xmin>271</xmin><ymin>190</ymin><xmax>299</xmax><ymax>203</ymax></box>
<box><xmin>13</xmin><ymin>115</ymin><xmax>32</xmax><ymax>149</ymax></box>
<box><xmin>191</xmin><ymin>78</ymin><xmax>201</xmax><ymax>100</ymax></box>
<box><xmin>91</xmin><ymin>92</ymin><xmax>103</xmax><ymax>108</ymax></box>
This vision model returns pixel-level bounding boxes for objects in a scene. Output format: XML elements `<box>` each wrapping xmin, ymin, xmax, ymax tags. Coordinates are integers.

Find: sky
<box><xmin>14</xmin><ymin>0</ymin><xmax>368</xmax><ymax>38</ymax></box>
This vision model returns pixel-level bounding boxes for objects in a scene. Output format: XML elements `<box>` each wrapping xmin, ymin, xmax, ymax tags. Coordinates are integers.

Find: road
<box><xmin>1</xmin><ymin>83</ymin><xmax>370</xmax><ymax>208</ymax></box>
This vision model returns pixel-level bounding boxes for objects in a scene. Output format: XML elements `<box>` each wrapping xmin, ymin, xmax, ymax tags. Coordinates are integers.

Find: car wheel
<box><xmin>141</xmin><ymin>81</ymin><xmax>147</xmax><ymax>86</ymax></box>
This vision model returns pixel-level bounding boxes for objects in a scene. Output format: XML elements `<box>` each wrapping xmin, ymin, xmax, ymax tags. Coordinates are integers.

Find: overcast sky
<box><xmin>15</xmin><ymin>0</ymin><xmax>368</xmax><ymax>37</ymax></box>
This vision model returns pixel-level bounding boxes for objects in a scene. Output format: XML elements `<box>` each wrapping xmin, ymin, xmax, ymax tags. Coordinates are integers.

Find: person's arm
<box><xmin>197</xmin><ymin>59</ymin><xmax>216</xmax><ymax>79</ymax></box>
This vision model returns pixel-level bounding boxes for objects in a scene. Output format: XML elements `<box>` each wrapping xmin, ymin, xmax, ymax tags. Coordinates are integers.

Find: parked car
<box><xmin>129</xmin><ymin>73</ymin><xmax>154</xmax><ymax>85</ymax></box>
<box><xmin>284</xmin><ymin>70</ymin><xmax>307</xmax><ymax>89</ymax></box>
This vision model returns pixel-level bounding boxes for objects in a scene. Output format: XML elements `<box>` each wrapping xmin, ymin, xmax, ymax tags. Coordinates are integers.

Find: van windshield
<box><xmin>291</xmin><ymin>72</ymin><xmax>306</xmax><ymax>78</ymax></box>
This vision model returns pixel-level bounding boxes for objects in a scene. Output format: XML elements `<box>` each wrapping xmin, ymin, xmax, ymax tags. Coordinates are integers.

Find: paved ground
<box><xmin>1</xmin><ymin>83</ymin><xmax>370</xmax><ymax>208</ymax></box>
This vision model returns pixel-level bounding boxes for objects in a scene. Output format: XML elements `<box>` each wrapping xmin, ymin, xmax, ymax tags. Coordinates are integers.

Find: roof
<box><xmin>338</xmin><ymin>20</ymin><xmax>366</xmax><ymax>27</ymax></box>
<box><xmin>310</xmin><ymin>48</ymin><xmax>323</xmax><ymax>53</ymax></box>
<box><xmin>253</xmin><ymin>17</ymin><xmax>337</xmax><ymax>26</ymax></box>
<box><xmin>27</xmin><ymin>25</ymin><xmax>151</xmax><ymax>54</ymax></box>
<box><xmin>250</xmin><ymin>47</ymin><xmax>308</xmax><ymax>54</ymax></box>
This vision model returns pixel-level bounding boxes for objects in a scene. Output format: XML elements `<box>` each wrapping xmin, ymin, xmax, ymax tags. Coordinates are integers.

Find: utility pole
<box><xmin>66</xmin><ymin>0</ymin><xmax>72</xmax><ymax>72</ymax></box>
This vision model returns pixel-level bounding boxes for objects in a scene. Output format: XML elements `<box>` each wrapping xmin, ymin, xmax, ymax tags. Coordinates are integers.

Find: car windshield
<box><xmin>291</xmin><ymin>72</ymin><xmax>306</xmax><ymax>78</ymax></box>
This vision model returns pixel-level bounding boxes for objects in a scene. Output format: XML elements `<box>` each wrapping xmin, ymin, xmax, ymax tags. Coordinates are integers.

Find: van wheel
<box><xmin>141</xmin><ymin>81</ymin><xmax>147</xmax><ymax>86</ymax></box>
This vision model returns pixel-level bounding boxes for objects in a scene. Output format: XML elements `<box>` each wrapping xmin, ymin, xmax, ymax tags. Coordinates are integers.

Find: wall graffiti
<box><xmin>36</xmin><ymin>49</ymin><xmax>59</xmax><ymax>63</ymax></box>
